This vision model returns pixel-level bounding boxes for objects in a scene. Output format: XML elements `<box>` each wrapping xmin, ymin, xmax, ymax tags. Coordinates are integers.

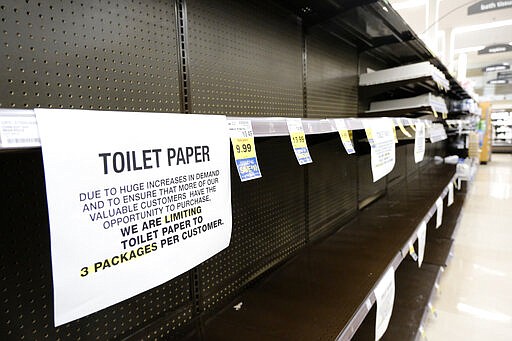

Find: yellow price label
<box><xmin>365</xmin><ymin>128</ymin><xmax>376</xmax><ymax>147</ymax></box>
<box><xmin>231</xmin><ymin>137</ymin><xmax>256</xmax><ymax>160</ymax></box>
<box><xmin>409</xmin><ymin>244</ymin><xmax>418</xmax><ymax>261</ymax></box>
<box><xmin>432</xmin><ymin>108</ymin><xmax>438</xmax><ymax>118</ymax></box>
<box><xmin>339</xmin><ymin>129</ymin><xmax>351</xmax><ymax>143</ymax></box>
<box><xmin>410</xmin><ymin>124</ymin><xmax>416</xmax><ymax>132</ymax></box>
<box><xmin>392</xmin><ymin>127</ymin><xmax>398</xmax><ymax>143</ymax></box>
<box><xmin>365</xmin><ymin>128</ymin><xmax>373</xmax><ymax>140</ymax></box>
<box><xmin>290</xmin><ymin>131</ymin><xmax>307</xmax><ymax>149</ymax></box>
<box><xmin>442</xmin><ymin>112</ymin><xmax>448</xmax><ymax>119</ymax></box>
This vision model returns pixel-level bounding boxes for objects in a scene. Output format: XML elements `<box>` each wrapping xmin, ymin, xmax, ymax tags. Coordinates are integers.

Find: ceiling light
<box><xmin>454</xmin><ymin>46</ymin><xmax>485</xmax><ymax>54</ymax></box>
<box><xmin>483</xmin><ymin>63</ymin><xmax>510</xmax><ymax>72</ymax></box>
<box><xmin>453</xmin><ymin>19</ymin><xmax>512</xmax><ymax>34</ymax></box>
<box><xmin>391</xmin><ymin>0</ymin><xmax>426</xmax><ymax>10</ymax></box>
<box><xmin>457</xmin><ymin>303</ymin><xmax>512</xmax><ymax>322</ymax></box>
<box><xmin>473</xmin><ymin>264</ymin><xmax>506</xmax><ymax>277</ymax></box>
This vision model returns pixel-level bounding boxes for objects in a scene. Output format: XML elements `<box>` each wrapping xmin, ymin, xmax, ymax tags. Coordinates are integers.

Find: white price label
<box><xmin>374</xmin><ymin>266</ymin><xmax>395</xmax><ymax>341</ymax></box>
<box><xmin>417</xmin><ymin>221</ymin><xmax>426</xmax><ymax>267</ymax></box>
<box><xmin>436</xmin><ymin>197</ymin><xmax>443</xmax><ymax>228</ymax></box>
<box><xmin>0</xmin><ymin>110</ymin><xmax>41</xmax><ymax>148</ymax></box>
<box><xmin>414</xmin><ymin>122</ymin><xmax>425</xmax><ymax>163</ymax></box>
<box><xmin>447</xmin><ymin>182</ymin><xmax>454</xmax><ymax>206</ymax></box>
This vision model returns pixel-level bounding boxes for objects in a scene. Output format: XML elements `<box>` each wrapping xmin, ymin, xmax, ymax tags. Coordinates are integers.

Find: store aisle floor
<box><xmin>424</xmin><ymin>153</ymin><xmax>512</xmax><ymax>340</ymax></box>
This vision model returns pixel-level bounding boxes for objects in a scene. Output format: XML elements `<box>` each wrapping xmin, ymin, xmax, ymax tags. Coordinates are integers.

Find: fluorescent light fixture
<box><xmin>454</xmin><ymin>46</ymin><xmax>486</xmax><ymax>54</ymax></box>
<box><xmin>473</xmin><ymin>264</ymin><xmax>506</xmax><ymax>277</ymax></box>
<box><xmin>391</xmin><ymin>0</ymin><xmax>426</xmax><ymax>10</ymax></box>
<box><xmin>453</xmin><ymin>19</ymin><xmax>512</xmax><ymax>34</ymax></box>
<box><xmin>457</xmin><ymin>303</ymin><xmax>512</xmax><ymax>323</ymax></box>
<box><xmin>483</xmin><ymin>63</ymin><xmax>510</xmax><ymax>72</ymax></box>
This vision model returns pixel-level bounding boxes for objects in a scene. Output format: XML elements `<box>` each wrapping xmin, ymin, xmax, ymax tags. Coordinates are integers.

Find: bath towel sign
<box><xmin>35</xmin><ymin>109</ymin><xmax>232</xmax><ymax>326</ymax></box>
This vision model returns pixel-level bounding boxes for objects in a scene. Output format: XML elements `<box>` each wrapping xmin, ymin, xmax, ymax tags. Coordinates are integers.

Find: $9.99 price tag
<box><xmin>286</xmin><ymin>118</ymin><xmax>312</xmax><ymax>165</ymax></box>
<box><xmin>227</xmin><ymin>120</ymin><xmax>262</xmax><ymax>182</ymax></box>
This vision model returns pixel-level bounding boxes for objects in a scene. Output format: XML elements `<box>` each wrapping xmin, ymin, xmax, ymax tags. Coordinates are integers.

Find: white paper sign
<box><xmin>417</xmin><ymin>221</ymin><xmax>427</xmax><ymax>268</ymax></box>
<box><xmin>436</xmin><ymin>197</ymin><xmax>443</xmax><ymax>228</ymax></box>
<box><xmin>364</xmin><ymin>119</ymin><xmax>396</xmax><ymax>182</ymax></box>
<box><xmin>374</xmin><ymin>266</ymin><xmax>395</xmax><ymax>341</ymax></box>
<box><xmin>35</xmin><ymin>109</ymin><xmax>232</xmax><ymax>326</ymax></box>
<box><xmin>414</xmin><ymin>122</ymin><xmax>425</xmax><ymax>163</ymax></box>
<box><xmin>447</xmin><ymin>182</ymin><xmax>454</xmax><ymax>206</ymax></box>
<box><xmin>333</xmin><ymin>119</ymin><xmax>355</xmax><ymax>154</ymax></box>
<box><xmin>0</xmin><ymin>110</ymin><xmax>41</xmax><ymax>148</ymax></box>
<box><xmin>429</xmin><ymin>123</ymin><xmax>447</xmax><ymax>143</ymax></box>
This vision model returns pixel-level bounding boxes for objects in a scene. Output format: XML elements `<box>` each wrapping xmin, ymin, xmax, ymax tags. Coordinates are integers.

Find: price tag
<box><xmin>419</xmin><ymin>325</ymin><xmax>426</xmax><ymax>339</ymax></box>
<box><xmin>374</xmin><ymin>266</ymin><xmax>395</xmax><ymax>341</ymax></box>
<box><xmin>417</xmin><ymin>221</ymin><xmax>426</xmax><ymax>267</ymax></box>
<box><xmin>409</xmin><ymin>120</ymin><xmax>416</xmax><ymax>132</ymax></box>
<box><xmin>414</xmin><ymin>122</ymin><xmax>426</xmax><ymax>163</ymax></box>
<box><xmin>228</xmin><ymin>120</ymin><xmax>262</xmax><ymax>182</ymax></box>
<box><xmin>391</xmin><ymin>126</ymin><xmax>398</xmax><ymax>143</ymax></box>
<box><xmin>429</xmin><ymin>124</ymin><xmax>447</xmax><ymax>143</ymax></box>
<box><xmin>365</xmin><ymin>127</ymin><xmax>376</xmax><ymax>148</ymax></box>
<box><xmin>0</xmin><ymin>110</ymin><xmax>41</xmax><ymax>148</ymax></box>
<box><xmin>333</xmin><ymin>119</ymin><xmax>355</xmax><ymax>154</ymax></box>
<box><xmin>395</xmin><ymin>118</ymin><xmax>412</xmax><ymax>138</ymax></box>
<box><xmin>447</xmin><ymin>182</ymin><xmax>454</xmax><ymax>206</ymax></box>
<box><xmin>428</xmin><ymin>302</ymin><xmax>438</xmax><ymax>318</ymax></box>
<box><xmin>454</xmin><ymin>179</ymin><xmax>461</xmax><ymax>190</ymax></box>
<box><xmin>409</xmin><ymin>243</ymin><xmax>418</xmax><ymax>262</ymax></box>
<box><xmin>286</xmin><ymin>118</ymin><xmax>312</xmax><ymax>165</ymax></box>
<box><xmin>432</xmin><ymin>108</ymin><xmax>438</xmax><ymax>118</ymax></box>
<box><xmin>442</xmin><ymin>112</ymin><xmax>448</xmax><ymax>119</ymax></box>
<box><xmin>365</xmin><ymin>298</ymin><xmax>373</xmax><ymax>311</ymax></box>
<box><xmin>436</xmin><ymin>197</ymin><xmax>443</xmax><ymax>228</ymax></box>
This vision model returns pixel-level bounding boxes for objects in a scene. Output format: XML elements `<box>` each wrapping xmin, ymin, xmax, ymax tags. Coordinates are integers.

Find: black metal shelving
<box><xmin>0</xmin><ymin>1</ymin><xmax>472</xmax><ymax>340</ymax></box>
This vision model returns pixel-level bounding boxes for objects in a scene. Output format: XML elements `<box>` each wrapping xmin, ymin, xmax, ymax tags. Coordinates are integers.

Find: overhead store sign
<box><xmin>35</xmin><ymin>109</ymin><xmax>232</xmax><ymax>326</ymax></box>
<box><xmin>482</xmin><ymin>63</ymin><xmax>510</xmax><ymax>72</ymax></box>
<box><xmin>468</xmin><ymin>1</ymin><xmax>512</xmax><ymax>15</ymax></box>
<box><xmin>478</xmin><ymin>44</ymin><xmax>512</xmax><ymax>55</ymax></box>
<box><xmin>498</xmin><ymin>70</ymin><xmax>512</xmax><ymax>79</ymax></box>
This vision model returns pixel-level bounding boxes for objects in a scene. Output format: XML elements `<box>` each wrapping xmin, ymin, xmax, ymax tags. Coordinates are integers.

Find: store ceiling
<box><xmin>389</xmin><ymin>0</ymin><xmax>512</xmax><ymax>106</ymax></box>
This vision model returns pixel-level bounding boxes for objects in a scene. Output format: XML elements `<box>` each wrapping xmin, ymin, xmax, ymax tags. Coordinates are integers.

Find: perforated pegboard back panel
<box><xmin>406</xmin><ymin>143</ymin><xmax>418</xmax><ymax>178</ymax></box>
<box><xmin>199</xmin><ymin>137</ymin><xmax>306</xmax><ymax>314</ymax></box>
<box><xmin>307</xmin><ymin>133</ymin><xmax>358</xmax><ymax>239</ymax></box>
<box><xmin>306</xmin><ymin>28</ymin><xmax>358</xmax><ymax>118</ymax></box>
<box><xmin>186</xmin><ymin>0</ymin><xmax>304</xmax><ymax>117</ymax></box>
<box><xmin>0</xmin><ymin>0</ymin><xmax>181</xmax><ymax>112</ymax></box>
<box><xmin>0</xmin><ymin>150</ymin><xmax>195</xmax><ymax>341</ymax></box>
<box><xmin>358</xmin><ymin>153</ymin><xmax>387</xmax><ymax>207</ymax></box>
<box><xmin>387</xmin><ymin>144</ymin><xmax>407</xmax><ymax>188</ymax></box>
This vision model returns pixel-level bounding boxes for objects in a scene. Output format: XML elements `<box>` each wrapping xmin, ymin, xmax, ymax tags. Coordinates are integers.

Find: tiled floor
<box><xmin>423</xmin><ymin>153</ymin><xmax>512</xmax><ymax>340</ymax></box>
